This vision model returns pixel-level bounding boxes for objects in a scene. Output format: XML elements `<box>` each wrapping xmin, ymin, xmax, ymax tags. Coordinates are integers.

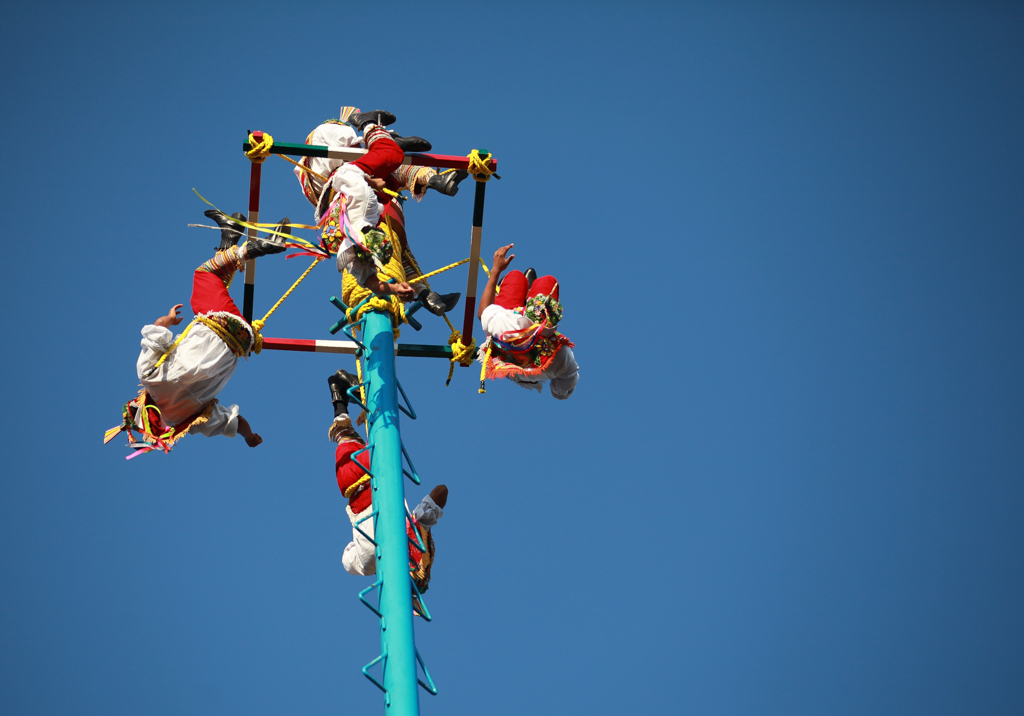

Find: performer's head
<box><xmin>354</xmin><ymin>227</ymin><xmax>394</xmax><ymax>265</ymax></box>
<box><xmin>524</xmin><ymin>292</ymin><xmax>563</xmax><ymax>327</ymax></box>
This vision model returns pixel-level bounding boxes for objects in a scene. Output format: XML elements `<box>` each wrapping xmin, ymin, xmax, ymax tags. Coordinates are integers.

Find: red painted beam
<box><xmin>260</xmin><ymin>337</ymin><xmax>359</xmax><ymax>354</ymax></box>
<box><xmin>261</xmin><ymin>337</ymin><xmax>318</xmax><ymax>352</ymax></box>
<box><xmin>402</xmin><ymin>152</ymin><xmax>497</xmax><ymax>171</ymax></box>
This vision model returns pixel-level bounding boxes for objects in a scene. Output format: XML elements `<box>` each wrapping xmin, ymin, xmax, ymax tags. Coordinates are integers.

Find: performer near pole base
<box><xmin>476</xmin><ymin>244</ymin><xmax>580</xmax><ymax>400</ymax></box>
<box><xmin>328</xmin><ymin>369</ymin><xmax>445</xmax><ymax>598</ymax></box>
<box><xmin>103</xmin><ymin>211</ymin><xmax>288</xmax><ymax>454</ymax></box>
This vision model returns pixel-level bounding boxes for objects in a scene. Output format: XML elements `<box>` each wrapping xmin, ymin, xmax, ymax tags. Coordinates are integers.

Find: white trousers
<box><xmin>342</xmin><ymin>495</ymin><xmax>443</xmax><ymax>577</ymax></box>
<box><xmin>327</xmin><ymin>163</ymin><xmax>381</xmax><ymax>233</ymax></box>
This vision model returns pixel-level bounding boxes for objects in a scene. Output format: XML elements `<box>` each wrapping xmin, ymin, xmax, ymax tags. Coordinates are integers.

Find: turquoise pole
<box><xmin>363</xmin><ymin>310</ymin><xmax>420</xmax><ymax>716</ymax></box>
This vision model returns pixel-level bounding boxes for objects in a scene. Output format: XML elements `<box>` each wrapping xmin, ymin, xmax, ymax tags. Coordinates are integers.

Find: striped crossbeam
<box><xmin>261</xmin><ymin>337</ymin><xmax>454</xmax><ymax>359</ymax></box>
<box><xmin>242</xmin><ymin>140</ymin><xmax>498</xmax><ymax>172</ymax></box>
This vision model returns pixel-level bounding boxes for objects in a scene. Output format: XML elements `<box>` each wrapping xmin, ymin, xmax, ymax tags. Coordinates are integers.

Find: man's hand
<box><xmin>366</xmin><ymin>276</ymin><xmax>416</xmax><ymax>301</ymax></box>
<box><xmin>389</xmin><ymin>281</ymin><xmax>416</xmax><ymax>301</ymax></box>
<box><xmin>245</xmin><ymin>433</ymin><xmax>263</xmax><ymax>448</ymax></box>
<box><xmin>154</xmin><ymin>304</ymin><xmax>184</xmax><ymax>328</ymax></box>
<box><xmin>364</xmin><ymin>175</ymin><xmax>387</xmax><ymax>191</ymax></box>
<box><xmin>492</xmin><ymin>244</ymin><xmax>515</xmax><ymax>273</ymax></box>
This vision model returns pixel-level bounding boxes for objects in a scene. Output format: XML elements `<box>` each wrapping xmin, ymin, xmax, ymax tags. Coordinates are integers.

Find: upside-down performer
<box><xmin>294</xmin><ymin>107</ymin><xmax>465</xmax><ymax>316</ymax></box>
<box><xmin>476</xmin><ymin>244</ymin><xmax>580</xmax><ymax>400</ymax></box>
<box><xmin>327</xmin><ymin>368</ymin><xmax>446</xmax><ymax>600</ymax></box>
<box><xmin>103</xmin><ymin>211</ymin><xmax>288</xmax><ymax>455</ymax></box>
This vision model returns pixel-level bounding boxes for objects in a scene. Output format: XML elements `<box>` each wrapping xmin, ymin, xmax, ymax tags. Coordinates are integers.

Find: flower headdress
<box><xmin>523</xmin><ymin>292</ymin><xmax>563</xmax><ymax>326</ymax></box>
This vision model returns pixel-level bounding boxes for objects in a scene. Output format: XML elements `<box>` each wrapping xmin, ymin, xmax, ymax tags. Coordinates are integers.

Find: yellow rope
<box><xmin>278</xmin><ymin>153</ymin><xmax>328</xmax><ymax>182</ymax></box>
<box><xmin>448</xmin><ymin>332</ymin><xmax>477</xmax><ymax>383</ymax></box>
<box><xmin>195</xmin><ymin>315</ymin><xmax>250</xmax><ymax>356</ymax></box>
<box><xmin>340</xmin><ymin>218</ymin><xmax>409</xmax><ymax>338</ymax></box>
<box><xmin>439</xmin><ymin>313</ymin><xmax>477</xmax><ymax>386</ymax></box>
<box><xmin>467</xmin><ymin>149</ymin><xmax>499</xmax><ymax>182</ymax></box>
<box><xmin>245</xmin><ymin>132</ymin><xmax>274</xmax><ymax>163</ymax></box>
<box><xmin>409</xmin><ymin>257</ymin><xmax>469</xmax><ymax>285</ymax></box>
<box><xmin>251</xmin><ymin>257</ymin><xmax>324</xmax><ymax>353</ymax></box>
<box><xmin>343</xmin><ymin>472</ymin><xmax>371</xmax><ymax>499</ymax></box>
<box><xmin>148</xmin><ymin>322</ymin><xmax>197</xmax><ymax>375</ymax></box>
<box><xmin>327</xmin><ymin>210</ymin><xmax>496</xmax><ymax>383</ymax></box>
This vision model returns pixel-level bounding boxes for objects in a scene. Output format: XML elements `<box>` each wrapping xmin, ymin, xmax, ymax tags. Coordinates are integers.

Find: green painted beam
<box><xmin>244</xmin><ymin>140</ymin><xmax>325</xmax><ymax>158</ymax></box>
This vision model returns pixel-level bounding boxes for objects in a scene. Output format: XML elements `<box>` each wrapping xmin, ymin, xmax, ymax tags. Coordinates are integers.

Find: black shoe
<box><xmin>268</xmin><ymin>216</ymin><xmax>291</xmax><ymax>242</ymax></box>
<box><xmin>205</xmin><ymin>209</ymin><xmax>247</xmax><ymax>251</ymax></box>
<box><xmin>347</xmin><ymin>109</ymin><xmax>397</xmax><ymax>131</ymax></box>
<box><xmin>328</xmin><ymin>368</ymin><xmax>360</xmax><ymax>419</ymax></box>
<box><xmin>389</xmin><ymin>131</ymin><xmax>432</xmax><ymax>153</ymax></box>
<box><xmin>242</xmin><ymin>217</ymin><xmax>289</xmax><ymax>259</ymax></box>
<box><xmin>427</xmin><ymin>169</ymin><xmax>469</xmax><ymax>197</ymax></box>
<box><xmin>524</xmin><ymin>268</ymin><xmax>537</xmax><ymax>292</ymax></box>
<box><xmin>418</xmin><ymin>288</ymin><xmax>461</xmax><ymax>316</ymax></box>
<box><xmin>328</xmin><ymin>368</ymin><xmax>359</xmax><ymax>404</ymax></box>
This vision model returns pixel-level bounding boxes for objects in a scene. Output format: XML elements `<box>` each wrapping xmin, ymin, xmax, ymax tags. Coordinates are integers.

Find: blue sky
<box><xmin>2</xmin><ymin>2</ymin><xmax>1023</xmax><ymax>714</ymax></box>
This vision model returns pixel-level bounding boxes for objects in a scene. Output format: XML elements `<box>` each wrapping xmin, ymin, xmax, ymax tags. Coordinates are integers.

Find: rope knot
<box><xmin>246</xmin><ymin>131</ymin><xmax>274</xmax><ymax>164</ymax></box>
<box><xmin>448</xmin><ymin>332</ymin><xmax>477</xmax><ymax>366</ymax></box>
<box><xmin>445</xmin><ymin>331</ymin><xmax>477</xmax><ymax>386</ymax></box>
<box><xmin>251</xmin><ymin>318</ymin><xmax>265</xmax><ymax>354</ymax></box>
<box><xmin>467</xmin><ymin>149</ymin><xmax>500</xmax><ymax>182</ymax></box>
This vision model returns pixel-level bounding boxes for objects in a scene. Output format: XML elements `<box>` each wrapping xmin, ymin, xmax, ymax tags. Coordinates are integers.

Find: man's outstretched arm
<box><xmin>478</xmin><ymin>244</ymin><xmax>515</xmax><ymax>318</ymax></box>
